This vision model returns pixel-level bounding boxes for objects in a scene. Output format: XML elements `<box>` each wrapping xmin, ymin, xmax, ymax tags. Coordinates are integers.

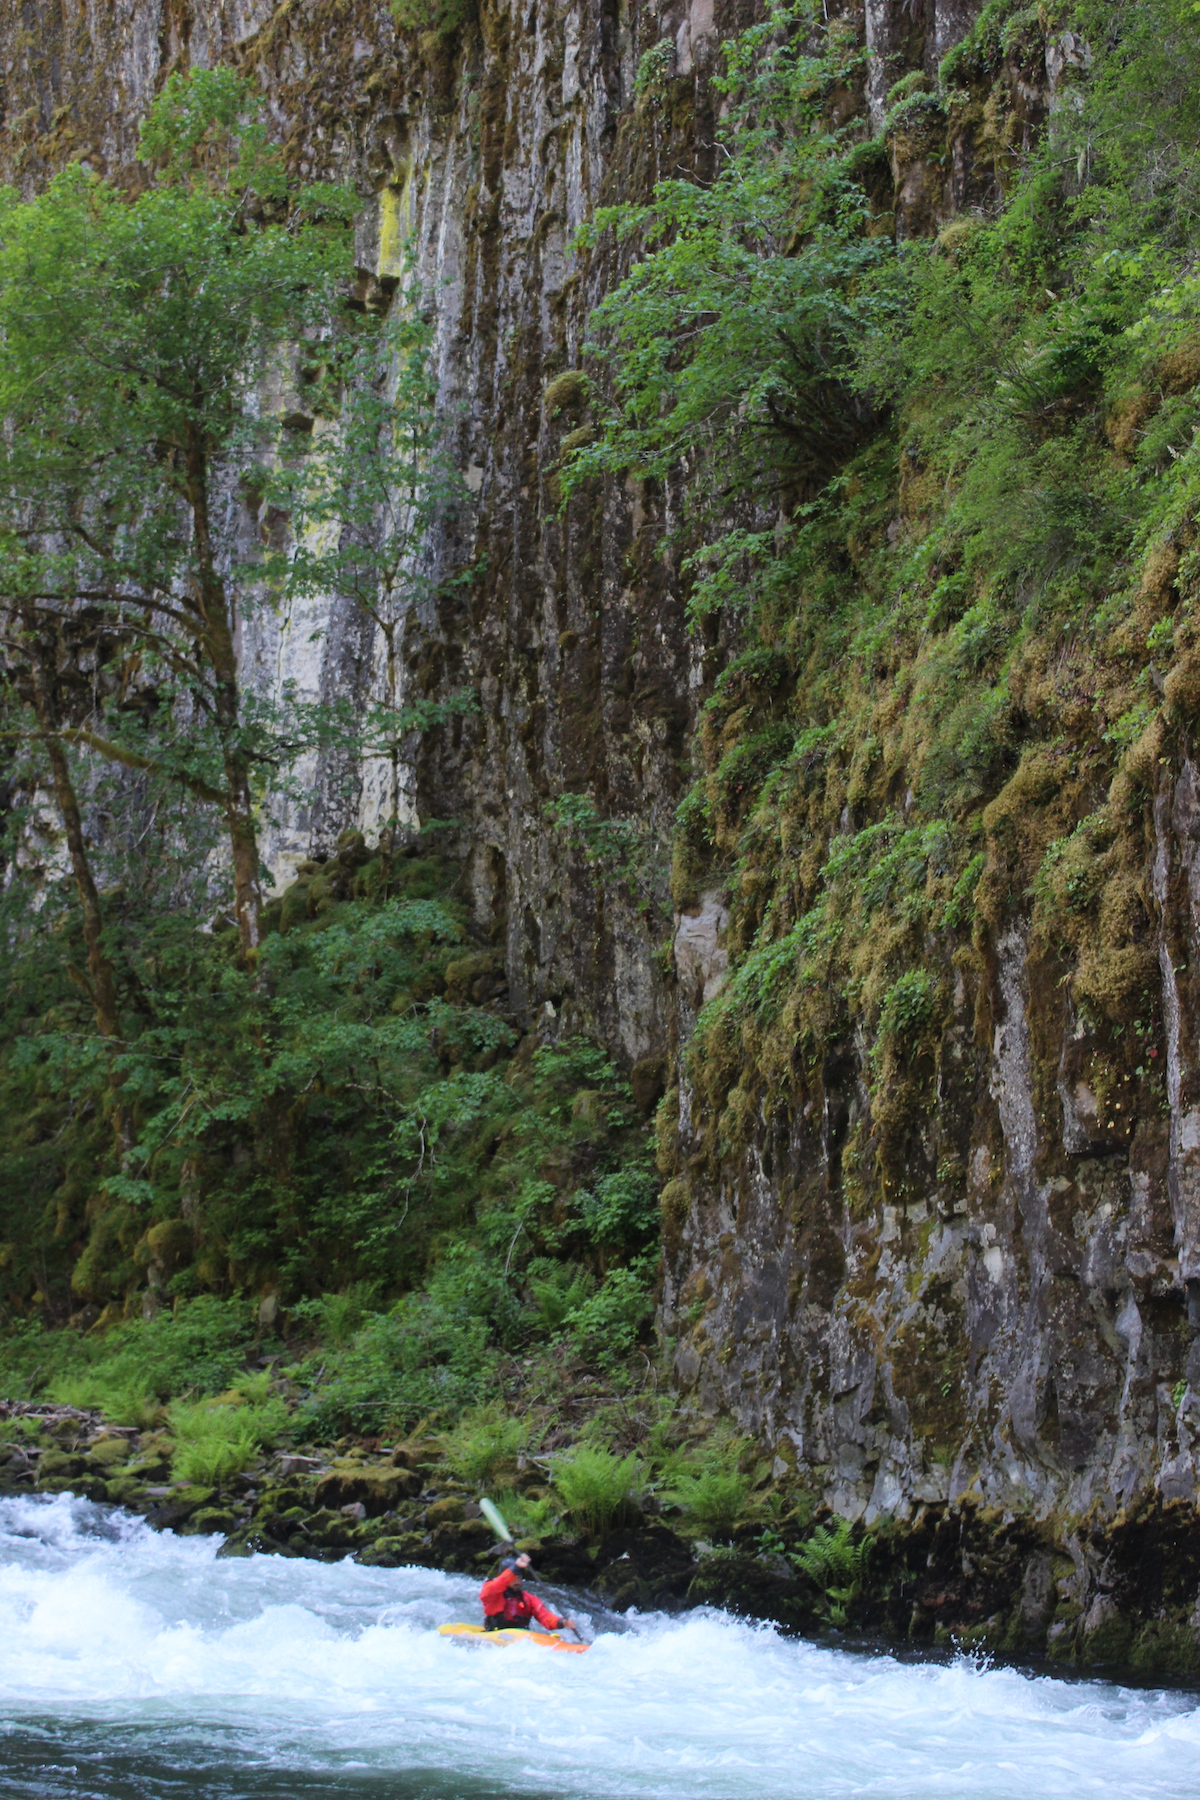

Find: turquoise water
<box><xmin>0</xmin><ymin>1493</ymin><xmax>1198</xmax><ymax>1799</ymax></box>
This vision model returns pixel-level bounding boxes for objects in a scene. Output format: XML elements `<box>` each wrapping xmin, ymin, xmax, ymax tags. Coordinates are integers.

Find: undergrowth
<box><xmin>0</xmin><ymin>847</ymin><xmax>662</xmax><ymax>1439</ymax></box>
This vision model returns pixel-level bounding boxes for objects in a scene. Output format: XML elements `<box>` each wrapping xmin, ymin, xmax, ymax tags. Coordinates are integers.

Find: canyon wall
<box><xmin>7</xmin><ymin>0</ymin><xmax>1200</xmax><ymax>1664</ymax></box>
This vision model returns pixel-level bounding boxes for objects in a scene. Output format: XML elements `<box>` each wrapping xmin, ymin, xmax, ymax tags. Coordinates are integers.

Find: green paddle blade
<box><xmin>480</xmin><ymin>1497</ymin><xmax>512</xmax><ymax>1542</ymax></box>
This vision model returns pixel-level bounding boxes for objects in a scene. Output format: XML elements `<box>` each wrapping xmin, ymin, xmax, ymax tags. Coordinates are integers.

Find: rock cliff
<box><xmin>6</xmin><ymin>0</ymin><xmax>1200</xmax><ymax>1669</ymax></box>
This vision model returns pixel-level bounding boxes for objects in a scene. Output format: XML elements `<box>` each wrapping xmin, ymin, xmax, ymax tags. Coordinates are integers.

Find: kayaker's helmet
<box><xmin>501</xmin><ymin>1556</ymin><xmax>524</xmax><ymax>1587</ymax></box>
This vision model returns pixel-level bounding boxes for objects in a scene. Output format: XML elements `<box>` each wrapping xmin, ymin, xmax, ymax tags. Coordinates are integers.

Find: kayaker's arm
<box><xmin>526</xmin><ymin>1591</ymin><xmax>566</xmax><ymax>1630</ymax></box>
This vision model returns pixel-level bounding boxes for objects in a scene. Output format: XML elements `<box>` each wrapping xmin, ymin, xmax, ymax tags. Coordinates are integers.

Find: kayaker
<box><xmin>480</xmin><ymin>1552</ymin><xmax>578</xmax><ymax>1635</ymax></box>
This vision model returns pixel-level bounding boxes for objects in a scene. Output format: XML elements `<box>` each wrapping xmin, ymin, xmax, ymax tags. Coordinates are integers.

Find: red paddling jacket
<box><xmin>480</xmin><ymin>1565</ymin><xmax>564</xmax><ymax>1630</ymax></box>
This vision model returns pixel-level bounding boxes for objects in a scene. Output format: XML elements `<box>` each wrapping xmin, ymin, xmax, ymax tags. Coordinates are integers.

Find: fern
<box><xmin>792</xmin><ymin>1519</ymin><xmax>872</xmax><ymax>1607</ymax></box>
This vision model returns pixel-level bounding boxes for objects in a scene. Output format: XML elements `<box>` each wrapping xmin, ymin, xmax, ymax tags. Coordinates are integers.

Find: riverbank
<box><xmin>6</xmin><ymin>1400</ymin><xmax>1200</xmax><ymax>1678</ymax></box>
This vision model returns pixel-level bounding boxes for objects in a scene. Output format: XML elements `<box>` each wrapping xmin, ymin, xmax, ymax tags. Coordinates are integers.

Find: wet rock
<box><xmin>356</xmin><ymin>1532</ymin><xmax>428</xmax><ymax>1569</ymax></box>
<box><xmin>593</xmin><ymin>1526</ymin><xmax>696</xmax><ymax>1611</ymax></box>
<box><xmin>687</xmin><ymin>1552</ymin><xmax>815</xmax><ymax>1634</ymax></box>
<box><xmin>1078</xmin><ymin>1594</ymin><xmax>1134</xmax><ymax>1665</ymax></box>
<box><xmin>145</xmin><ymin>1484</ymin><xmax>215</xmax><ymax>1530</ymax></box>
<box><xmin>182</xmin><ymin>1506</ymin><xmax>239</xmax><ymax>1536</ymax></box>
<box><xmin>217</xmin><ymin>1529</ymin><xmax>291</xmax><ymax>1559</ymax></box>
<box><xmin>527</xmin><ymin>1536</ymin><xmax>599</xmax><ymax>1586</ymax></box>
<box><xmin>428</xmin><ymin>1517</ymin><xmax>494</xmax><ymax>1568</ymax></box>
<box><xmin>103</xmin><ymin>1476</ymin><xmax>148</xmax><ymax>1507</ymax></box>
<box><xmin>1130</xmin><ymin>1616</ymin><xmax>1200</xmax><ymax>1674</ymax></box>
<box><xmin>298</xmin><ymin>1508</ymin><xmax>357</xmax><ymax>1550</ymax></box>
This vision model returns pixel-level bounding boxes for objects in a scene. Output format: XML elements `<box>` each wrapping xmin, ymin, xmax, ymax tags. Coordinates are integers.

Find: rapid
<box><xmin>0</xmin><ymin>1495</ymin><xmax>1197</xmax><ymax>1800</ymax></box>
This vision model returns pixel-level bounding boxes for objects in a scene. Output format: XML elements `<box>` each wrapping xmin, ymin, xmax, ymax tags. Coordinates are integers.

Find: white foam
<box><xmin>0</xmin><ymin>1494</ymin><xmax>1196</xmax><ymax>1798</ymax></box>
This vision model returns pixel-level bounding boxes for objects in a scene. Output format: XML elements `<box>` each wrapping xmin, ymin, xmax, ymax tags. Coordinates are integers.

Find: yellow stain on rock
<box><xmin>378</xmin><ymin>176</ymin><xmax>411</xmax><ymax>278</ymax></box>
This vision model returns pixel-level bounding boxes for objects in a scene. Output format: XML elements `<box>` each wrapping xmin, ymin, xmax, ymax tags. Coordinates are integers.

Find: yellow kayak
<box><xmin>438</xmin><ymin>1623</ymin><xmax>588</xmax><ymax>1653</ymax></box>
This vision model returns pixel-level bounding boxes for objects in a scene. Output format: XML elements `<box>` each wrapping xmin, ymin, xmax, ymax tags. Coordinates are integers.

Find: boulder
<box><xmin>425</xmin><ymin>1496</ymin><xmax>465</xmax><ymax>1525</ymax></box>
<box><xmin>103</xmin><ymin>1476</ymin><xmax>148</xmax><ymax>1507</ymax></box>
<box><xmin>594</xmin><ymin>1526</ymin><xmax>696</xmax><ymax>1611</ymax></box>
<box><xmin>86</xmin><ymin>1437</ymin><xmax>132</xmax><ymax>1469</ymax></box>
<box><xmin>301</xmin><ymin>1508</ymin><xmax>357</xmax><ymax>1550</ymax></box>
<box><xmin>145</xmin><ymin>1484</ymin><xmax>215</xmax><ymax>1530</ymax></box>
<box><xmin>314</xmin><ymin>1461</ymin><xmax>421</xmax><ymax>1516</ymax></box>
<box><xmin>356</xmin><ymin>1532</ymin><xmax>428</xmax><ymax>1569</ymax></box>
<box><xmin>182</xmin><ymin>1506</ymin><xmax>238</xmax><ymax>1536</ymax></box>
<box><xmin>522</xmin><ymin>1536</ymin><xmax>597</xmax><ymax>1586</ymax></box>
<box><xmin>38</xmin><ymin>1450</ymin><xmax>86</xmax><ymax>1481</ymax></box>
<box><xmin>687</xmin><ymin>1551</ymin><xmax>814</xmax><ymax>1634</ymax></box>
<box><xmin>390</xmin><ymin>1438</ymin><xmax>441</xmax><ymax>1469</ymax></box>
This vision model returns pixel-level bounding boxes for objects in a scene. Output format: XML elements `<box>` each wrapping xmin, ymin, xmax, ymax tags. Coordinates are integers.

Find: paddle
<box><xmin>480</xmin><ymin>1496</ymin><xmax>513</xmax><ymax>1545</ymax></box>
<box><xmin>480</xmin><ymin>1496</ymin><xmax>584</xmax><ymax>1643</ymax></box>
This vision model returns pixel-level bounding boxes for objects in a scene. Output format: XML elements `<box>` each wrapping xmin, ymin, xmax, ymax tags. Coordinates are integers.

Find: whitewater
<box><xmin>0</xmin><ymin>1495</ymin><xmax>1198</xmax><ymax>1799</ymax></box>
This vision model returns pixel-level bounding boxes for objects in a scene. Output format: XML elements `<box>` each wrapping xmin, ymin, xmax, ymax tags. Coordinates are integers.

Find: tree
<box><xmin>565</xmin><ymin>2</ymin><xmax>891</xmax><ymax>533</ymax></box>
<box><xmin>0</xmin><ymin>68</ymin><xmax>358</xmax><ymax>958</ymax></box>
<box><xmin>5</xmin><ymin>614</ymin><xmax>124</xmax><ymax>1048</ymax></box>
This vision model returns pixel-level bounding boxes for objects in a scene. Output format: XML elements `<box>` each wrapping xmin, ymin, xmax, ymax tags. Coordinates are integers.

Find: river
<box><xmin>0</xmin><ymin>1493</ymin><xmax>1197</xmax><ymax>1799</ymax></box>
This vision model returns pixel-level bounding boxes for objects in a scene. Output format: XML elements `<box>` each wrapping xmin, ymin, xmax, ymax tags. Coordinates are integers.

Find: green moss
<box><xmin>1130</xmin><ymin>1617</ymin><xmax>1200</xmax><ymax>1674</ymax></box>
<box><xmin>543</xmin><ymin>369</ymin><xmax>588</xmax><ymax>418</ymax></box>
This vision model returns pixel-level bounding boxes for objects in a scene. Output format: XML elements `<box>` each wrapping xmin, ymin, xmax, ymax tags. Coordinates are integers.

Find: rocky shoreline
<box><xmin>5</xmin><ymin>1402</ymin><xmax>1200</xmax><ymax>1676</ymax></box>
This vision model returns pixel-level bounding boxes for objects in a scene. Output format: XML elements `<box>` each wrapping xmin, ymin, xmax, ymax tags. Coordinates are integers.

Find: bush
<box><xmin>290</xmin><ymin>1284</ymin><xmax>380</xmax><ymax>1349</ymax></box>
<box><xmin>95</xmin><ymin>1297</ymin><xmax>257</xmax><ymax>1400</ymax></box>
<box><xmin>551</xmin><ymin>1445</ymin><xmax>641</xmax><ymax>1538</ymax></box>
<box><xmin>564</xmin><ymin>1258</ymin><xmax>656</xmax><ymax>1359</ymax></box>
<box><xmin>4</xmin><ymin>1297</ymin><xmax>258</xmax><ymax>1416</ymax></box>
<box><xmin>578</xmin><ymin>1167</ymin><xmax>661</xmax><ymax>1249</ymax></box>
<box><xmin>527</xmin><ymin>1261</ymin><xmax>594</xmax><ymax>1331</ymax></box>
<box><xmin>443</xmin><ymin>1403</ymin><xmax>525</xmax><ymax>1486</ymax></box>
<box><xmin>295</xmin><ymin>1290</ymin><xmax>493</xmax><ymax>1440</ymax></box>
<box><xmin>666</xmin><ymin>1467</ymin><xmax>752</xmax><ymax>1536</ymax></box>
<box><xmin>169</xmin><ymin>1389</ymin><xmax>286</xmax><ymax>1484</ymax></box>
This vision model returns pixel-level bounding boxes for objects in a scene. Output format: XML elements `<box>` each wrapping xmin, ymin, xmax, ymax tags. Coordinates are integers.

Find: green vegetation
<box><xmin>443</xmin><ymin>1403</ymin><xmax>526</xmax><ymax>1485</ymax></box>
<box><xmin>666</xmin><ymin>1464</ymin><xmax>753</xmax><ymax>1536</ymax></box>
<box><xmin>792</xmin><ymin>1519</ymin><xmax>873</xmax><ymax>1626</ymax></box>
<box><xmin>0</xmin><ymin>72</ymin><xmax>661</xmax><ymax>1450</ymax></box>
<box><xmin>551</xmin><ymin>1445</ymin><xmax>642</xmax><ymax>1538</ymax></box>
<box><xmin>390</xmin><ymin>0</ymin><xmax>477</xmax><ymax>37</ymax></box>
<box><xmin>169</xmin><ymin>1382</ymin><xmax>287</xmax><ymax>1484</ymax></box>
<box><xmin>568</xmin><ymin>0</ymin><xmax>1200</xmax><ymax>1215</ymax></box>
<box><xmin>7</xmin><ymin>0</ymin><xmax>1197</xmax><ymax>1593</ymax></box>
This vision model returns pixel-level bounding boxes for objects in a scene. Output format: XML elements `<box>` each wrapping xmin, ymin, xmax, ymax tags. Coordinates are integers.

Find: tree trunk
<box><xmin>382</xmin><ymin>614</ymin><xmax>400</xmax><ymax>827</ymax></box>
<box><xmin>27</xmin><ymin>644</ymin><xmax>123</xmax><ymax>1046</ymax></box>
<box><xmin>185</xmin><ymin>424</ymin><xmax>262</xmax><ymax>957</ymax></box>
<box><xmin>26</xmin><ymin>633</ymin><xmax>132</xmax><ymax>1155</ymax></box>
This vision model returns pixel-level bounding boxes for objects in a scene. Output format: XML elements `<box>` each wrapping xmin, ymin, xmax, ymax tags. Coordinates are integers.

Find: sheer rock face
<box><xmin>13</xmin><ymin>0</ymin><xmax>1200</xmax><ymax>1605</ymax></box>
